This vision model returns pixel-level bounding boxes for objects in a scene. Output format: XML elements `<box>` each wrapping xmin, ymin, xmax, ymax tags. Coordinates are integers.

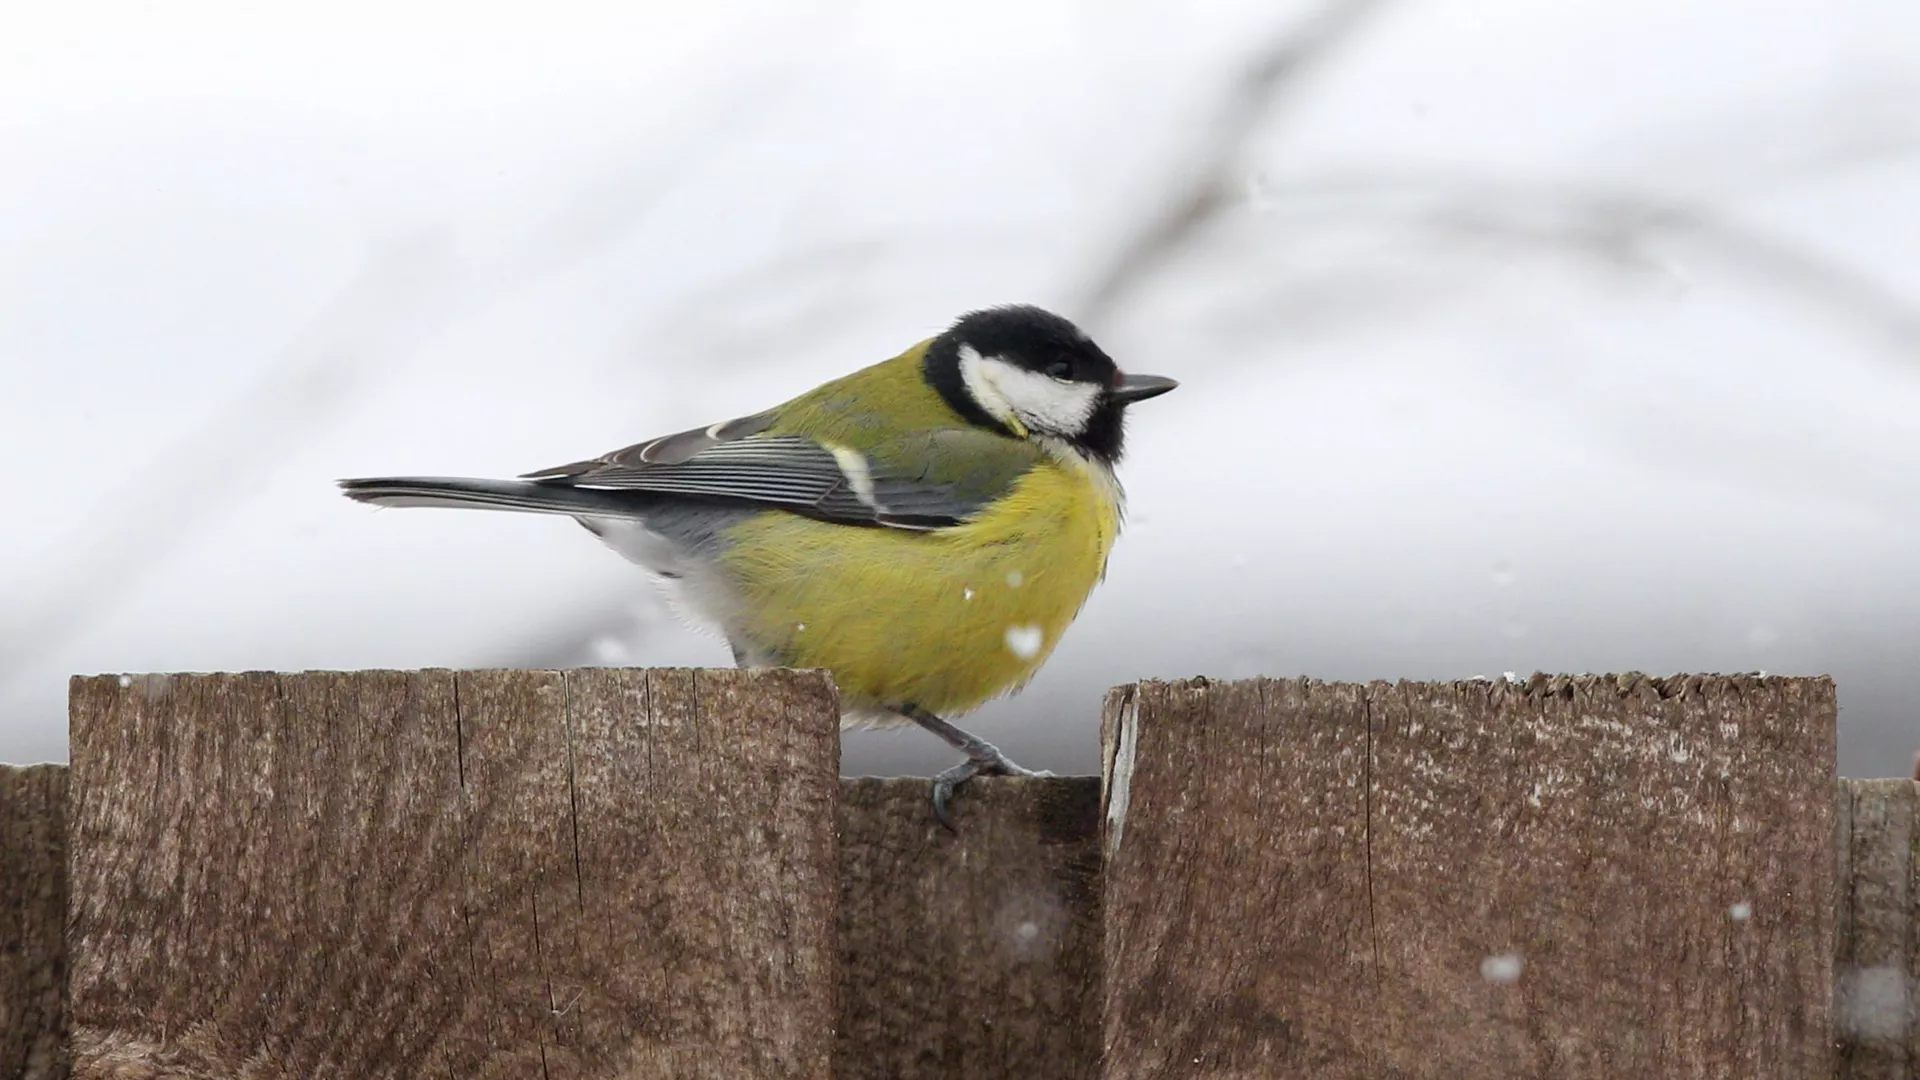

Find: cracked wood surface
<box><xmin>63</xmin><ymin>668</ymin><xmax>840</xmax><ymax>1080</ymax></box>
<box><xmin>8</xmin><ymin>672</ymin><xmax>1908</xmax><ymax>1077</ymax></box>
<box><xmin>1099</xmin><ymin>675</ymin><xmax>1839</xmax><ymax>1079</ymax></box>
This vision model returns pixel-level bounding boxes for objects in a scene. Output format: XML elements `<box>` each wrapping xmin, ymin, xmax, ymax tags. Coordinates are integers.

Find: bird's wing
<box><xmin>522</xmin><ymin>421</ymin><xmax>1035</xmax><ymax>531</ymax></box>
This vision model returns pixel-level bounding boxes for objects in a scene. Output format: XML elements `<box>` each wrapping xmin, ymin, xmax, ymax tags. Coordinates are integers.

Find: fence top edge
<box><xmin>1109</xmin><ymin>671</ymin><xmax>1836</xmax><ymax>701</ymax></box>
<box><xmin>67</xmin><ymin>666</ymin><xmax>843</xmax><ymax>685</ymax></box>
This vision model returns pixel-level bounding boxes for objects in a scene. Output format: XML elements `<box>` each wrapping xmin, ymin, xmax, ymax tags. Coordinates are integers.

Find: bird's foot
<box><xmin>899</xmin><ymin>704</ymin><xmax>1052</xmax><ymax>830</ymax></box>
<box><xmin>929</xmin><ymin>739</ymin><xmax>1054</xmax><ymax>831</ymax></box>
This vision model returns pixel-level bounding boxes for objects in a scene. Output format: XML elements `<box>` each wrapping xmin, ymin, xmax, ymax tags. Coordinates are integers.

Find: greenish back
<box><xmin>765</xmin><ymin>339</ymin><xmax>1047</xmax><ymax>516</ymax></box>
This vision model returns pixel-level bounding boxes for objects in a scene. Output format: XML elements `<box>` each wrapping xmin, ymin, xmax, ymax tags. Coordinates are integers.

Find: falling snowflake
<box><xmin>1480</xmin><ymin>953</ymin><xmax>1524</xmax><ymax>983</ymax></box>
<box><xmin>1004</xmin><ymin>624</ymin><xmax>1044</xmax><ymax>659</ymax></box>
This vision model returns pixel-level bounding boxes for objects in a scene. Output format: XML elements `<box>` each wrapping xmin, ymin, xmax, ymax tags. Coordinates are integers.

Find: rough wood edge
<box><xmin>1096</xmin><ymin>675</ymin><xmax>1853</xmax><ymax>1077</ymax></box>
<box><xmin>2</xmin><ymin>671</ymin><xmax>1911</xmax><ymax>1076</ymax></box>
<box><xmin>61</xmin><ymin>666</ymin><xmax>841</xmax><ymax>1079</ymax></box>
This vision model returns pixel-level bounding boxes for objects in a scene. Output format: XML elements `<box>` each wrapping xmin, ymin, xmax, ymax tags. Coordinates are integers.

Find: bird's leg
<box><xmin>899</xmin><ymin>704</ymin><xmax>1053</xmax><ymax>830</ymax></box>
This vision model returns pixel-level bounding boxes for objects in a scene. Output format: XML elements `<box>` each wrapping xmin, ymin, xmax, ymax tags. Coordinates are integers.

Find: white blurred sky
<box><xmin>3</xmin><ymin>0</ymin><xmax>1916</xmax><ymax>776</ymax></box>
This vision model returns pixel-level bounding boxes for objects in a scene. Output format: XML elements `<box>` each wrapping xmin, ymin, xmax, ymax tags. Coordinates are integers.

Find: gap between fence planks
<box><xmin>837</xmin><ymin>777</ymin><xmax>1102</xmax><ymax>1080</ymax></box>
<box><xmin>1</xmin><ymin>672</ymin><xmax>1911</xmax><ymax>1079</ymax></box>
<box><xmin>1837</xmin><ymin>776</ymin><xmax>1920</xmax><ymax>1078</ymax></box>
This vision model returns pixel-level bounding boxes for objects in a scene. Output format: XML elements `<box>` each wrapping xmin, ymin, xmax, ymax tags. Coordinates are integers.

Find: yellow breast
<box><xmin>716</xmin><ymin>453</ymin><xmax>1122</xmax><ymax>718</ymax></box>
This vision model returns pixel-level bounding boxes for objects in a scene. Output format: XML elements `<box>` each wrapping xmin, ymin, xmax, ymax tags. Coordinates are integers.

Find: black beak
<box><xmin>1112</xmin><ymin>373</ymin><xmax>1179</xmax><ymax>404</ymax></box>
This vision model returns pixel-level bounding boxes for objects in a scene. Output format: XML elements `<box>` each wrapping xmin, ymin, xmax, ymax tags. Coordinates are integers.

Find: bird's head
<box><xmin>924</xmin><ymin>304</ymin><xmax>1177</xmax><ymax>463</ymax></box>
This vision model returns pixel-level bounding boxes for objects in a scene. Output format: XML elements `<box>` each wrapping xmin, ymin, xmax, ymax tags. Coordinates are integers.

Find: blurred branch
<box><xmin>1076</xmin><ymin>0</ymin><xmax>1395</xmax><ymax>324</ymax></box>
<box><xmin>0</xmin><ymin>236</ymin><xmax>456</xmax><ymax>684</ymax></box>
<box><xmin>1471</xmin><ymin>200</ymin><xmax>1920</xmax><ymax>360</ymax></box>
<box><xmin>1600</xmin><ymin>78</ymin><xmax>1920</xmax><ymax>203</ymax></box>
<box><xmin>1268</xmin><ymin>172</ymin><xmax>1920</xmax><ymax>365</ymax></box>
<box><xmin>0</xmin><ymin>50</ymin><xmax>814</xmax><ymax>695</ymax></box>
<box><xmin>1168</xmin><ymin>171</ymin><xmax>1920</xmax><ymax>515</ymax></box>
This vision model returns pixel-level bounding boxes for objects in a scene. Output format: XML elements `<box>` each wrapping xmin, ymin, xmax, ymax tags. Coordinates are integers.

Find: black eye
<box><xmin>1044</xmin><ymin>359</ymin><xmax>1074</xmax><ymax>380</ymax></box>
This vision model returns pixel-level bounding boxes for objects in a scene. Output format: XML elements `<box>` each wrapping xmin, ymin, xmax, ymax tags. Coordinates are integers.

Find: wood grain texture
<box><xmin>1835</xmin><ymin>778</ymin><xmax>1918</xmax><ymax>1078</ymax></box>
<box><xmin>1</xmin><ymin>763</ymin><xmax>69</xmax><ymax>1080</ymax></box>
<box><xmin>837</xmin><ymin>777</ymin><xmax>1101</xmax><ymax>1080</ymax></box>
<box><xmin>1099</xmin><ymin>675</ymin><xmax>1838</xmax><ymax>1080</ymax></box>
<box><xmin>66</xmin><ymin>667</ymin><xmax>840</xmax><ymax>1080</ymax></box>
<box><xmin>19</xmin><ymin>668</ymin><xmax>1908</xmax><ymax>1076</ymax></box>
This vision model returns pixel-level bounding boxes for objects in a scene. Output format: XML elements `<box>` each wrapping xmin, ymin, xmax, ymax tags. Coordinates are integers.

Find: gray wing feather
<box><xmin>519</xmin><ymin>422</ymin><xmax>1025</xmax><ymax>530</ymax></box>
<box><xmin>545</xmin><ymin>436</ymin><xmax>882</xmax><ymax>520</ymax></box>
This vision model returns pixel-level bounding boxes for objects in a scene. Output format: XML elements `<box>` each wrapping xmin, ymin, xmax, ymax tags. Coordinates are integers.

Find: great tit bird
<box><xmin>340</xmin><ymin>304</ymin><xmax>1176</xmax><ymax>825</ymax></box>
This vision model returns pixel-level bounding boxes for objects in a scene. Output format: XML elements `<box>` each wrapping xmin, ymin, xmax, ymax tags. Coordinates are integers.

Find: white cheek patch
<box><xmin>957</xmin><ymin>345</ymin><xmax>1020</xmax><ymax>430</ymax></box>
<box><xmin>985</xmin><ymin>360</ymin><xmax>1102</xmax><ymax>436</ymax></box>
<box><xmin>958</xmin><ymin>346</ymin><xmax>1103</xmax><ymax>437</ymax></box>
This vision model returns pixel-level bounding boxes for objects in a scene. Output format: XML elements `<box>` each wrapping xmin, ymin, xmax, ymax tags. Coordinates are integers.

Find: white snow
<box><xmin>0</xmin><ymin>0</ymin><xmax>1915</xmax><ymax>783</ymax></box>
<box><xmin>1480</xmin><ymin>953</ymin><xmax>1525</xmax><ymax>983</ymax></box>
<box><xmin>1004</xmin><ymin>625</ymin><xmax>1046</xmax><ymax>660</ymax></box>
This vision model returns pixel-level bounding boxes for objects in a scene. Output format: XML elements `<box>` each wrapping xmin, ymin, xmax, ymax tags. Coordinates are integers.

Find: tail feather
<box><xmin>338</xmin><ymin>476</ymin><xmax>641</xmax><ymax>517</ymax></box>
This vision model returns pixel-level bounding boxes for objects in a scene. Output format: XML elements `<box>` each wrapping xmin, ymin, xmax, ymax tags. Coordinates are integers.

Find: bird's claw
<box><xmin>929</xmin><ymin>745</ymin><xmax>1053</xmax><ymax>831</ymax></box>
<box><xmin>896</xmin><ymin>704</ymin><xmax>1050</xmax><ymax>830</ymax></box>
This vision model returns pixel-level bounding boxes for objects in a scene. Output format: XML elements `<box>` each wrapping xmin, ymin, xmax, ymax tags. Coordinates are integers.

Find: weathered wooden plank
<box><xmin>836</xmin><ymin>777</ymin><xmax>1102</xmax><ymax>1080</ymax></box>
<box><xmin>1098</xmin><ymin>678</ymin><xmax>1374</xmax><ymax>1074</ymax></box>
<box><xmin>1099</xmin><ymin>675</ymin><xmax>1838</xmax><ymax>1080</ymax></box>
<box><xmin>1365</xmin><ymin>675</ymin><xmax>1835</xmax><ymax>1075</ymax></box>
<box><xmin>1836</xmin><ymin>778</ymin><xmax>1917</xmax><ymax>1079</ymax></box>
<box><xmin>66</xmin><ymin>667</ymin><xmax>839</xmax><ymax>1080</ymax></box>
<box><xmin>19</xmin><ymin>667</ymin><xmax>1912</xmax><ymax>1075</ymax></box>
<box><xmin>1</xmin><ymin>763</ymin><xmax>68</xmax><ymax>1080</ymax></box>
<box><xmin>563</xmin><ymin>667</ymin><xmax>842</xmax><ymax>1076</ymax></box>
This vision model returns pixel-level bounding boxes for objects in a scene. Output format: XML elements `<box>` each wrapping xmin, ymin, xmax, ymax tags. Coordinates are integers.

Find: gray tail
<box><xmin>338</xmin><ymin>476</ymin><xmax>639</xmax><ymax>517</ymax></box>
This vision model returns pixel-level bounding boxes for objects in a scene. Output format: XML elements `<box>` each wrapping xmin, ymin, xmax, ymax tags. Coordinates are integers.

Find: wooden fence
<box><xmin>0</xmin><ymin>670</ymin><xmax>1913</xmax><ymax>1078</ymax></box>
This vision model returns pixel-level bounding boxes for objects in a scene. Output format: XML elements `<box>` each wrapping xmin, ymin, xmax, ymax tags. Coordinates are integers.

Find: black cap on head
<box><xmin>946</xmin><ymin>305</ymin><xmax>1107</xmax><ymax>375</ymax></box>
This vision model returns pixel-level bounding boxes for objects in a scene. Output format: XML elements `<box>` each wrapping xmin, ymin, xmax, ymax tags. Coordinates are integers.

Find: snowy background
<box><xmin>4</xmin><ymin>0</ymin><xmax>1916</xmax><ymax>778</ymax></box>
